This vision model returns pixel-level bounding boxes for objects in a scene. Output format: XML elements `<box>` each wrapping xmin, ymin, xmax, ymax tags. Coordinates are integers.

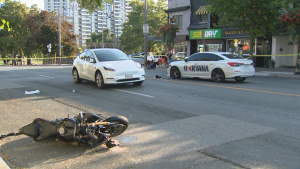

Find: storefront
<box><xmin>173</xmin><ymin>35</ymin><xmax>189</xmax><ymax>56</ymax></box>
<box><xmin>189</xmin><ymin>29</ymin><xmax>224</xmax><ymax>55</ymax></box>
<box><xmin>223</xmin><ymin>28</ymin><xmax>251</xmax><ymax>55</ymax></box>
<box><xmin>223</xmin><ymin>28</ymin><xmax>272</xmax><ymax>67</ymax></box>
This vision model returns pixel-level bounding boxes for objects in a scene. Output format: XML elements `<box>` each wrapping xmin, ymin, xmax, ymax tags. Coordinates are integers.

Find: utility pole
<box><xmin>58</xmin><ymin>8</ymin><xmax>61</xmax><ymax>65</ymax></box>
<box><xmin>113</xmin><ymin>0</ymin><xmax>115</xmax><ymax>48</ymax></box>
<box><xmin>117</xmin><ymin>28</ymin><xmax>119</xmax><ymax>48</ymax></box>
<box><xmin>102</xmin><ymin>14</ymin><xmax>104</xmax><ymax>48</ymax></box>
<box><xmin>143</xmin><ymin>0</ymin><xmax>147</xmax><ymax>66</ymax></box>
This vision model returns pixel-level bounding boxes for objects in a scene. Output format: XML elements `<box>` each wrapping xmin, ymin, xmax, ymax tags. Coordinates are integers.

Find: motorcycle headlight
<box><xmin>103</xmin><ymin>66</ymin><xmax>116</xmax><ymax>72</ymax></box>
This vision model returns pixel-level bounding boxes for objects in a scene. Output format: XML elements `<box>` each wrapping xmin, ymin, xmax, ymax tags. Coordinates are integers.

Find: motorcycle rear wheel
<box><xmin>102</xmin><ymin>116</ymin><xmax>129</xmax><ymax>137</ymax></box>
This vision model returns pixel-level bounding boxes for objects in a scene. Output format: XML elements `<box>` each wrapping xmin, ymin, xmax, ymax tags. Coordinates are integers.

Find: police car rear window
<box><xmin>221</xmin><ymin>54</ymin><xmax>244</xmax><ymax>59</ymax></box>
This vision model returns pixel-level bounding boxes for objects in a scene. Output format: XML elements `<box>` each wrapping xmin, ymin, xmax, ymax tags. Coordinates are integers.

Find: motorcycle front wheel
<box><xmin>101</xmin><ymin>116</ymin><xmax>129</xmax><ymax>137</ymax></box>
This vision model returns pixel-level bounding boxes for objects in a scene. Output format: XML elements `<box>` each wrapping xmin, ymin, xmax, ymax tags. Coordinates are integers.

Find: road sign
<box><xmin>143</xmin><ymin>24</ymin><xmax>149</xmax><ymax>35</ymax></box>
<box><xmin>47</xmin><ymin>43</ymin><xmax>51</xmax><ymax>48</ymax></box>
<box><xmin>147</xmin><ymin>35</ymin><xmax>153</xmax><ymax>40</ymax></box>
<box><xmin>48</xmin><ymin>48</ymin><xmax>51</xmax><ymax>53</ymax></box>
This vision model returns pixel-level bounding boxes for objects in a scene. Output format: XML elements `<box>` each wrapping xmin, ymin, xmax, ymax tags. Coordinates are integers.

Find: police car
<box><xmin>167</xmin><ymin>52</ymin><xmax>255</xmax><ymax>83</ymax></box>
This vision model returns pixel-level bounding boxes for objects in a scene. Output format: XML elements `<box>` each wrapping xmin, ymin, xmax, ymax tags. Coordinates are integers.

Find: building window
<box><xmin>199</xmin><ymin>14</ymin><xmax>208</xmax><ymax>23</ymax></box>
<box><xmin>172</xmin><ymin>15</ymin><xmax>183</xmax><ymax>30</ymax></box>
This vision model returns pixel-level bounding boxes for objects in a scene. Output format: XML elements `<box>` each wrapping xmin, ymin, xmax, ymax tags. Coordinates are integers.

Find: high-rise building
<box><xmin>44</xmin><ymin>0</ymin><xmax>132</xmax><ymax>48</ymax></box>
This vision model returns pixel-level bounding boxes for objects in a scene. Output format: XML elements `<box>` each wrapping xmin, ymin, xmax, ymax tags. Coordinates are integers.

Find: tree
<box><xmin>35</xmin><ymin>11</ymin><xmax>78</xmax><ymax>57</ymax></box>
<box><xmin>0</xmin><ymin>0</ymin><xmax>30</xmax><ymax>62</ymax></box>
<box><xmin>119</xmin><ymin>0</ymin><xmax>168</xmax><ymax>54</ymax></box>
<box><xmin>86</xmin><ymin>29</ymin><xmax>114</xmax><ymax>48</ymax></box>
<box><xmin>70</xmin><ymin>0</ymin><xmax>111</xmax><ymax>14</ymax></box>
<box><xmin>24</xmin><ymin>6</ymin><xmax>44</xmax><ymax>59</ymax></box>
<box><xmin>203</xmin><ymin>0</ymin><xmax>284</xmax><ymax>57</ymax></box>
<box><xmin>278</xmin><ymin>0</ymin><xmax>300</xmax><ymax>73</ymax></box>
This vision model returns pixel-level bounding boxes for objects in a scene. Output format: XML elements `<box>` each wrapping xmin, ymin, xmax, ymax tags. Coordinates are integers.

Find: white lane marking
<box><xmin>38</xmin><ymin>75</ymin><xmax>54</xmax><ymax>78</ymax></box>
<box><xmin>113</xmin><ymin>89</ymin><xmax>154</xmax><ymax>98</ymax></box>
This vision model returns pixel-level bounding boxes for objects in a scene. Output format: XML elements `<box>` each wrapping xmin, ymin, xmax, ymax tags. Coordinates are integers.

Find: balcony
<box><xmin>81</xmin><ymin>21</ymin><xmax>91</xmax><ymax>24</ymax></box>
<box><xmin>81</xmin><ymin>17</ymin><xmax>91</xmax><ymax>21</ymax></box>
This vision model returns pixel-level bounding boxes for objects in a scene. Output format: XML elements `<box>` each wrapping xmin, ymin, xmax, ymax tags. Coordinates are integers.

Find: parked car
<box><xmin>167</xmin><ymin>52</ymin><xmax>255</xmax><ymax>83</ymax></box>
<box><xmin>140</xmin><ymin>52</ymin><xmax>159</xmax><ymax>63</ymax></box>
<box><xmin>129</xmin><ymin>55</ymin><xmax>146</xmax><ymax>65</ymax></box>
<box><xmin>72</xmin><ymin>48</ymin><xmax>145</xmax><ymax>88</ymax></box>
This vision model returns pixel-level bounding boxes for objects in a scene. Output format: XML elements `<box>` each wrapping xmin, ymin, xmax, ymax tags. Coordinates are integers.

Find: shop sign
<box><xmin>190</xmin><ymin>29</ymin><xmax>222</xmax><ymax>40</ymax></box>
<box><xmin>222</xmin><ymin>28</ymin><xmax>250</xmax><ymax>38</ymax></box>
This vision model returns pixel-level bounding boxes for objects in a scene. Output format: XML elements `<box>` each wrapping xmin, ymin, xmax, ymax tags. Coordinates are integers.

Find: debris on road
<box><xmin>25</xmin><ymin>90</ymin><xmax>40</xmax><ymax>95</ymax></box>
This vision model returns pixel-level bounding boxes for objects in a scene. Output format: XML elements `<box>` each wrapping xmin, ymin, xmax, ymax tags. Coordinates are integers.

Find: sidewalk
<box><xmin>255</xmin><ymin>67</ymin><xmax>300</xmax><ymax>79</ymax></box>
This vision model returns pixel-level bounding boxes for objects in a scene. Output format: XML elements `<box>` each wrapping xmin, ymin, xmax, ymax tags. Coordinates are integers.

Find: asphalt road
<box><xmin>0</xmin><ymin>65</ymin><xmax>300</xmax><ymax>169</ymax></box>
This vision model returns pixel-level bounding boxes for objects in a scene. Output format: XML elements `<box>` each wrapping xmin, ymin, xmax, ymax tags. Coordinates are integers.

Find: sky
<box><xmin>17</xmin><ymin>0</ymin><xmax>44</xmax><ymax>10</ymax></box>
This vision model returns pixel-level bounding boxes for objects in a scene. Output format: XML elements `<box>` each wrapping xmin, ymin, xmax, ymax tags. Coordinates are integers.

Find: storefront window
<box><xmin>174</xmin><ymin>41</ymin><xmax>187</xmax><ymax>55</ymax></box>
<box><xmin>197</xmin><ymin>44</ymin><xmax>222</xmax><ymax>52</ymax></box>
<box><xmin>227</xmin><ymin>39</ymin><xmax>250</xmax><ymax>55</ymax></box>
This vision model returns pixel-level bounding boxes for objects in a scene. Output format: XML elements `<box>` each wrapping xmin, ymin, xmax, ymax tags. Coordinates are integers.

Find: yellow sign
<box><xmin>234</xmin><ymin>39</ymin><xmax>239</xmax><ymax>43</ymax></box>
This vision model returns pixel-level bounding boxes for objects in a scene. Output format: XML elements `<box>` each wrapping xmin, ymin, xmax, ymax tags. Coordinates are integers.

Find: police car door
<box><xmin>184</xmin><ymin>53</ymin><xmax>207</xmax><ymax>77</ymax></box>
<box><xmin>202</xmin><ymin>53</ymin><xmax>219</xmax><ymax>77</ymax></box>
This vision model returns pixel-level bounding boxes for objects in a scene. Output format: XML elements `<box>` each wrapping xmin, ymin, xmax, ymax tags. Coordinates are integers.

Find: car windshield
<box><xmin>94</xmin><ymin>50</ymin><xmax>129</xmax><ymax>61</ymax></box>
<box><xmin>221</xmin><ymin>54</ymin><xmax>244</xmax><ymax>59</ymax></box>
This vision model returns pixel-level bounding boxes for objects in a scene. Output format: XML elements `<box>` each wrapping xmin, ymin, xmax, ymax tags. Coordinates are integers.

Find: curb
<box><xmin>0</xmin><ymin>157</ymin><xmax>10</xmax><ymax>169</ymax></box>
<box><xmin>269</xmin><ymin>73</ymin><xmax>300</xmax><ymax>79</ymax></box>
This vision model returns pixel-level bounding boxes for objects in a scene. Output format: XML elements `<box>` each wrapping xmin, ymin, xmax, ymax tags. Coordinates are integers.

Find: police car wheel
<box><xmin>234</xmin><ymin>77</ymin><xmax>246</xmax><ymax>82</ymax></box>
<box><xmin>170</xmin><ymin>66</ymin><xmax>181</xmax><ymax>79</ymax></box>
<box><xmin>211</xmin><ymin>69</ymin><xmax>225</xmax><ymax>83</ymax></box>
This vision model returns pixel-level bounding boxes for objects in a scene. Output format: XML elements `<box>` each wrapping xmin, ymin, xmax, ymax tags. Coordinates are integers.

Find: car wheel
<box><xmin>133</xmin><ymin>81</ymin><xmax>143</xmax><ymax>86</ymax></box>
<box><xmin>73</xmin><ymin>69</ymin><xmax>82</xmax><ymax>83</ymax></box>
<box><xmin>96</xmin><ymin>71</ymin><xmax>105</xmax><ymax>88</ymax></box>
<box><xmin>170</xmin><ymin>66</ymin><xmax>181</xmax><ymax>79</ymax></box>
<box><xmin>211</xmin><ymin>69</ymin><xmax>225</xmax><ymax>83</ymax></box>
<box><xmin>234</xmin><ymin>77</ymin><xmax>246</xmax><ymax>82</ymax></box>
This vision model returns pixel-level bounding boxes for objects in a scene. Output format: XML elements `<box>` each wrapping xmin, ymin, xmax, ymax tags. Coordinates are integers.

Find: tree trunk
<box><xmin>27</xmin><ymin>54</ymin><xmax>31</xmax><ymax>65</ymax></box>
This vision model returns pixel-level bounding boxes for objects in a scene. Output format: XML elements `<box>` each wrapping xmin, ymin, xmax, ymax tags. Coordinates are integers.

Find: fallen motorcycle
<box><xmin>0</xmin><ymin>112</ymin><xmax>129</xmax><ymax>148</ymax></box>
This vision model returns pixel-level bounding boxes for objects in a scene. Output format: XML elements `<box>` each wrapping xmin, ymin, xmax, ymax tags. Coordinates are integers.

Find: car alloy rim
<box><xmin>96</xmin><ymin>73</ymin><xmax>102</xmax><ymax>87</ymax></box>
<box><xmin>73</xmin><ymin>70</ymin><xmax>77</xmax><ymax>81</ymax></box>
<box><xmin>213</xmin><ymin>69</ymin><xmax>223</xmax><ymax>82</ymax></box>
<box><xmin>171</xmin><ymin>67</ymin><xmax>179</xmax><ymax>79</ymax></box>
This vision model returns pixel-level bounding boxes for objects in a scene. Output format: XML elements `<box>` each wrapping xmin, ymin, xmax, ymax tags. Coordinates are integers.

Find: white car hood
<box><xmin>98</xmin><ymin>60</ymin><xmax>140</xmax><ymax>71</ymax></box>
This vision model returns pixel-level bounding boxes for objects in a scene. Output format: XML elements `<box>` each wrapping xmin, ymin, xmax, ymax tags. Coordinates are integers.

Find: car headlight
<box><xmin>136</xmin><ymin>63</ymin><xmax>143</xmax><ymax>69</ymax></box>
<box><xmin>103</xmin><ymin>66</ymin><xmax>116</xmax><ymax>72</ymax></box>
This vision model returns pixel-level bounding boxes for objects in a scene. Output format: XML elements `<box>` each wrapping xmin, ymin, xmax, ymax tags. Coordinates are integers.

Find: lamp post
<box><xmin>58</xmin><ymin>8</ymin><xmax>61</xmax><ymax>65</ymax></box>
<box><xmin>102</xmin><ymin>15</ymin><xmax>104</xmax><ymax>48</ymax></box>
<box><xmin>144</xmin><ymin>0</ymin><xmax>147</xmax><ymax>67</ymax></box>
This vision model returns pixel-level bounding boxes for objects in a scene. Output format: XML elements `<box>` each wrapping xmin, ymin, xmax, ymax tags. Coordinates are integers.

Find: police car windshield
<box><xmin>221</xmin><ymin>54</ymin><xmax>244</xmax><ymax>59</ymax></box>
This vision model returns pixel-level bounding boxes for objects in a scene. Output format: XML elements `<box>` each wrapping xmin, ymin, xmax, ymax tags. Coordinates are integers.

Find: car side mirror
<box><xmin>89</xmin><ymin>58</ymin><xmax>96</xmax><ymax>63</ymax></box>
<box><xmin>184</xmin><ymin>58</ymin><xmax>188</xmax><ymax>62</ymax></box>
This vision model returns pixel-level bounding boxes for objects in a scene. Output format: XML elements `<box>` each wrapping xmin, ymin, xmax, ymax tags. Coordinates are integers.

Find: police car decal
<box><xmin>184</xmin><ymin>65</ymin><xmax>209</xmax><ymax>72</ymax></box>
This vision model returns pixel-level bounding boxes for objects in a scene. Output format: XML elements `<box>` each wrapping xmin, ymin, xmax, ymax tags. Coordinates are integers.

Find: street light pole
<box><xmin>102</xmin><ymin>15</ymin><xmax>104</xmax><ymax>48</ymax></box>
<box><xmin>58</xmin><ymin>8</ymin><xmax>61</xmax><ymax>65</ymax></box>
<box><xmin>113</xmin><ymin>0</ymin><xmax>115</xmax><ymax>48</ymax></box>
<box><xmin>144</xmin><ymin>0</ymin><xmax>147</xmax><ymax>66</ymax></box>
